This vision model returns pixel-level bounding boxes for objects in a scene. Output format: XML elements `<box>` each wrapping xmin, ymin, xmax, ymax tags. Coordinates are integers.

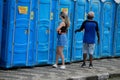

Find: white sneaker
<box><xmin>60</xmin><ymin>65</ymin><xmax>66</xmax><ymax>69</ymax></box>
<box><xmin>52</xmin><ymin>64</ymin><xmax>58</xmax><ymax>68</ymax></box>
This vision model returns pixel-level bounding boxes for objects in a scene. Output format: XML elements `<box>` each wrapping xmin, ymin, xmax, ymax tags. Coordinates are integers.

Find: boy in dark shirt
<box><xmin>75</xmin><ymin>11</ymin><xmax>100</xmax><ymax>69</ymax></box>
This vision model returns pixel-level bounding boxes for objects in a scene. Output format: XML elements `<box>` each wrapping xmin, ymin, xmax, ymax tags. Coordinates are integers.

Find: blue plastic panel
<box><xmin>49</xmin><ymin>0</ymin><xmax>56</xmax><ymax>64</ymax></box>
<box><xmin>0</xmin><ymin>0</ymin><xmax>3</xmax><ymax>56</ymax></box>
<box><xmin>35</xmin><ymin>0</ymin><xmax>51</xmax><ymax>65</ymax></box>
<box><xmin>72</xmin><ymin>0</ymin><xmax>88</xmax><ymax>61</ymax></box>
<box><xmin>1</xmin><ymin>0</ymin><xmax>36</xmax><ymax>68</ymax></box>
<box><xmin>115</xmin><ymin>4</ymin><xmax>120</xmax><ymax>56</ymax></box>
<box><xmin>101</xmin><ymin>0</ymin><xmax>115</xmax><ymax>57</ymax></box>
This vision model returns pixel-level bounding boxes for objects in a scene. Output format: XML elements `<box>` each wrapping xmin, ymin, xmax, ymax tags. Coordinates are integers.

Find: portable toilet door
<box><xmin>114</xmin><ymin>2</ymin><xmax>120</xmax><ymax>57</ymax></box>
<box><xmin>89</xmin><ymin>0</ymin><xmax>101</xmax><ymax>59</ymax></box>
<box><xmin>52</xmin><ymin>0</ymin><xmax>72</xmax><ymax>64</ymax></box>
<box><xmin>100</xmin><ymin>0</ymin><xmax>116</xmax><ymax>58</ymax></box>
<box><xmin>48</xmin><ymin>0</ymin><xmax>57</xmax><ymax>64</ymax></box>
<box><xmin>1</xmin><ymin>0</ymin><xmax>36</xmax><ymax>68</ymax></box>
<box><xmin>72</xmin><ymin>0</ymin><xmax>89</xmax><ymax>62</ymax></box>
<box><xmin>0</xmin><ymin>0</ymin><xmax>3</xmax><ymax>55</ymax></box>
<box><xmin>35</xmin><ymin>0</ymin><xmax>51</xmax><ymax>65</ymax></box>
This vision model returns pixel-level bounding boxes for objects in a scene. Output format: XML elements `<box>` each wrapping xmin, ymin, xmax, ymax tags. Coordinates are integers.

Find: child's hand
<box><xmin>58</xmin><ymin>30</ymin><xmax>61</xmax><ymax>34</ymax></box>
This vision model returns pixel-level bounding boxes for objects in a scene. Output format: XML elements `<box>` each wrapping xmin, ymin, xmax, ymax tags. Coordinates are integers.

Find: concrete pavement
<box><xmin>0</xmin><ymin>58</ymin><xmax>120</xmax><ymax>80</ymax></box>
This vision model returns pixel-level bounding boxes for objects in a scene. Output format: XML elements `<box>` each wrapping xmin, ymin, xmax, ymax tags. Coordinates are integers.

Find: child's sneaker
<box><xmin>52</xmin><ymin>64</ymin><xmax>58</xmax><ymax>68</ymax></box>
<box><xmin>81</xmin><ymin>62</ymin><xmax>86</xmax><ymax>68</ymax></box>
<box><xmin>60</xmin><ymin>65</ymin><xmax>66</xmax><ymax>69</ymax></box>
<box><xmin>89</xmin><ymin>64</ymin><xmax>93</xmax><ymax>69</ymax></box>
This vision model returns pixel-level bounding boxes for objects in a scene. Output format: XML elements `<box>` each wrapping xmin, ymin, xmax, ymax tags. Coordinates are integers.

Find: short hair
<box><xmin>87</xmin><ymin>11</ymin><xmax>94</xmax><ymax>19</ymax></box>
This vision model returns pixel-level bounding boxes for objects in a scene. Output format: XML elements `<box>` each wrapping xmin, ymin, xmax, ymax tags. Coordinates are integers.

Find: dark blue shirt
<box><xmin>81</xmin><ymin>20</ymin><xmax>99</xmax><ymax>44</ymax></box>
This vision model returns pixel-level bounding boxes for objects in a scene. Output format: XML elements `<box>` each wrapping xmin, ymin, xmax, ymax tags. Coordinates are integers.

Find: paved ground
<box><xmin>0</xmin><ymin>58</ymin><xmax>120</xmax><ymax>80</ymax></box>
<box><xmin>108</xmin><ymin>77</ymin><xmax>120</xmax><ymax>80</ymax></box>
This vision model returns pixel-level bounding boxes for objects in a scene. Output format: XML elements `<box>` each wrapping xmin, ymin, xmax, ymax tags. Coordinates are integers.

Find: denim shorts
<box><xmin>57</xmin><ymin>34</ymin><xmax>67</xmax><ymax>47</ymax></box>
<box><xmin>83</xmin><ymin>43</ymin><xmax>95</xmax><ymax>55</ymax></box>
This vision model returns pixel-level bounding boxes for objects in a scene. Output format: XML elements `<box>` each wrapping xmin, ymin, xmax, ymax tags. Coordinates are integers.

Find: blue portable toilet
<box><xmin>71</xmin><ymin>0</ymin><xmax>89</xmax><ymax>62</ymax></box>
<box><xmin>114</xmin><ymin>2</ymin><xmax>120</xmax><ymax>57</ymax></box>
<box><xmin>89</xmin><ymin>0</ymin><xmax>101</xmax><ymax>59</ymax></box>
<box><xmin>0</xmin><ymin>0</ymin><xmax>36</xmax><ymax>68</ymax></box>
<box><xmin>35</xmin><ymin>0</ymin><xmax>51</xmax><ymax>65</ymax></box>
<box><xmin>0</xmin><ymin>0</ymin><xmax>3</xmax><ymax>55</ymax></box>
<box><xmin>50</xmin><ymin>0</ymin><xmax>72</xmax><ymax>64</ymax></box>
<box><xmin>49</xmin><ymin>0</ymin><xmax>56</xmax><ymax>64</ymax></box>
<box><xmin>100</xmin><ymin>0</ymin><xmax>116</xmax><ymax>58</ymax></box>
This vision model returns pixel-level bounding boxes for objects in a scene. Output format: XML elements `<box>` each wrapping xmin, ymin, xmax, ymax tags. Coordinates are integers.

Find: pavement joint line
<box><xmin>67</xmin><ymin>72</ymin><xmax>120</xmax><ymax>80</ymax></box>
<box><xmin>109</xmin><ymin>72</ymin><xmax>120</xmax><ymax>78</ymax></box>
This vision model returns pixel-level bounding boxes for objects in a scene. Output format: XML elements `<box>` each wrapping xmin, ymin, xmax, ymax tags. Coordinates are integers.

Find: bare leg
<box><xmin>89</xmin><ymin>54</ymin><xmax>93</xmax><ymax>64</ymax></box>
<box><xmin>89</xmin><ymin>54</ymin><xmax>93</xmax><ymax>68</ymax></box>
<box><xmin>81</xmin><ymin>53</ymin><xmax>87</xmax><ymax>67</ymax></box>
<box><xmin>55</xmin><ymin>47</ymin><xmax>60</xmax><ymax>65</ymax></box>
<box><xmin>58</xmin><ymin>46</ymin><xmax>65</xmax><ymax>65</ymax></box>
<box><xmin>61</xmin><ymin>52</ymin><xmax>65</xmax><ymax>65</ymax></box>
<box><xmin>83</xmin><ymin>53</ymin><xmax>87</xmax><ymax>63</ymax></box>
